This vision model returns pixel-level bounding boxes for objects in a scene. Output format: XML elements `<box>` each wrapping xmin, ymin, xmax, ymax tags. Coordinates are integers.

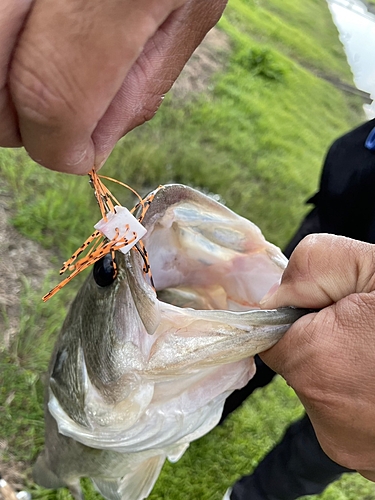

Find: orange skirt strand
<box><xmin>42</xmin><ymin>169</ymin><xmax>163</xmax><ymax>302</ymax></box>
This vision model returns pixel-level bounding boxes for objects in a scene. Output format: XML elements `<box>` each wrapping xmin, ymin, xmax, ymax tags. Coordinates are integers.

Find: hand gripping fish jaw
<box><xmin>35</xmin><ymin>183</ymin><xmax>310</xmax><ymax>500</ymax></box>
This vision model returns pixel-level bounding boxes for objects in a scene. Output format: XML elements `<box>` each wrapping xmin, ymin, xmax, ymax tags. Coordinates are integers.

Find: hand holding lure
<box><xmin>42</xmin><ymin>169</ymin><xmax>163</xmax><ymax>301</ymax></box>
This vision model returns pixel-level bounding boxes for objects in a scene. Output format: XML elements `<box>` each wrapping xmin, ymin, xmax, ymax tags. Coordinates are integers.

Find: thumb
<box><xmin>261</xmin><ymin>234</ymin><xmax>375</xmax><ymax>311</ymax></box>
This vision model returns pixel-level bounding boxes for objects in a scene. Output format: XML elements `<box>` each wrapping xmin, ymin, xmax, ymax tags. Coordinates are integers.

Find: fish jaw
<box><xmin>144</xmin><ymin>305</ymin><xmax>308</xmax><ymax>376</ymax></box>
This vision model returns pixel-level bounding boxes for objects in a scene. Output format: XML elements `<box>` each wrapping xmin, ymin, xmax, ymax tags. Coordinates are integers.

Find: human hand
<box><xmin>1</xmin><ymin>0</ymin><xmax>227</xmax><ymax>174</ymax></box>
<box><xmin>260</xmin><ymin>234</ymin><xmax>375</xmax><ymax>482</ymax></box>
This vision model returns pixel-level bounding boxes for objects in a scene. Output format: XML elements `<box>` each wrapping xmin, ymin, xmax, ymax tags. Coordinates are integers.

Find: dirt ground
<box><xmin>0</xmin><ymin>194</ymin><xmax>54</xmax><ymax>351</ymax></box>
<box><xmin>0</xmin><ymin>27</ymin><xmax>230</xmax><ymax>490</ymax></box>
<box><xmin>171</xmin><ymin>27</ymin><xmax>230</xmax><ymax>99</ymax></box>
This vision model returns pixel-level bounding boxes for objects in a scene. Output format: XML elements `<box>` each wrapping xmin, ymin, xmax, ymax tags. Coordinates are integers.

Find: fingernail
<box><xmin>63</xmin><ymin>147</ymin><xmax>94</xmax><ymax>175</ymax></box>
<box><xmin>94</xmin><ymin>151</ymin><xmax>110</xmax><ymax>171</ymax></box>
<box><xmin>259</xmin><ymin>282</ymin><xmax>279</xmax><ymax>307</ymax></box>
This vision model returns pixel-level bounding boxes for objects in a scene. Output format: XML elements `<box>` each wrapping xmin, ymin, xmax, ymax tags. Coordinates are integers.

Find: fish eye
<box><xmin>93</xmin><ymin>253</ymin><xmax>117</xmax><ymax>287</ymax></box>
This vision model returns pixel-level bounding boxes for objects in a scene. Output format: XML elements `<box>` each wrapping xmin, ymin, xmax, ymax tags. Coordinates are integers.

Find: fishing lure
<box><xmin>42</xmin><ymin>169</ymin><xmax>163</xmax><ymax>302</ymax></box>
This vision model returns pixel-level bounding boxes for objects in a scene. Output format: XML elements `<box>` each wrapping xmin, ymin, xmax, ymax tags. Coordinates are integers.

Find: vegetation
<box><xmin>1</xmin><ymin>0</ymin><xmax>373</xmax><ymax>498</ymax></box>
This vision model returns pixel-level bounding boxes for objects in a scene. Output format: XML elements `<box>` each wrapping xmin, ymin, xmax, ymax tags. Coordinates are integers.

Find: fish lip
<box><xmin>140</xmin><ymin>184</ymin><xmax>230</xmax><ymax>230</ymax></box>
<box><xmin>116</xmin><ymin>250</ymin><xmax>161</xmax><ymax>336</ymax></box>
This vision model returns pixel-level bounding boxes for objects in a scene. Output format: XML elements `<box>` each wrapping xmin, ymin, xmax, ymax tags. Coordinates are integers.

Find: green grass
<box><xmin>0</xmin><ymin>0</ymin><xmax>373</xmax><ymax>498</ymax></box>
<box><xmin>220</xmin><ymin>0</ymin><xmax>354</xmax><ymax>80</ymax></box>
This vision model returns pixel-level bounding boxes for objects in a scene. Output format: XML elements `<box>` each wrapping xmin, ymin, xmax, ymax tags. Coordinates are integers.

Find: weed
<box><xmin>233</xmin><ymin>45</ymin><xmax>287</xmax><ymax>81</ymax></box>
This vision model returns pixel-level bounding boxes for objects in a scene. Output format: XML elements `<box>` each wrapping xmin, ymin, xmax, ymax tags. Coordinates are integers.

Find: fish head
<box><xmin>47</xmin><ymin>185</ymin><xmax>290</xmax><ymax>426</ymax></box>
<box><xmin>49</xmin><ymin>184</ymin><xmax>293</xmax><ymax>421</ymax></box>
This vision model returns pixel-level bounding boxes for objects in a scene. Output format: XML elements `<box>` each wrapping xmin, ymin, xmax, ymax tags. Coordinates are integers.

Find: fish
<box><xmin>33</xmin><ymin>184</ymin><xmax>308</xmax><ymax>500</ymax></box>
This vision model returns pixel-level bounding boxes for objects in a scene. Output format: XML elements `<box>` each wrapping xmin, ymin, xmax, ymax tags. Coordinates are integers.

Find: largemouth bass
<box><xmin>33</xmin><ymin>184</ymin><xmax>307</xmax><ymax>500</ymax></box>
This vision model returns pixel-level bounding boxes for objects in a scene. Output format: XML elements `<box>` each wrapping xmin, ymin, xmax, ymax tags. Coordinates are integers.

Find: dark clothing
<box><xmin>230</xmin><ymin>415</ymin><xmax>351</xmax><ymax>500</ymax></box>
<box><xmin>225</xmin><ymin>118</ymin><xmax>375</xmax><ymax>499</ymax></box>
<box><xmin>310</xmin><ymin>118</ymin><xmax>375</xmax><ymax>243</ymax></box>
<box><xmin>285</xmin><ymin>118</ymin><xmax>375</xmax><ymax>252</ymax></box>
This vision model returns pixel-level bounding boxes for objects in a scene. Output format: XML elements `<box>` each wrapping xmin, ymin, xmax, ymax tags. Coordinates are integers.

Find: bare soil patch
<box><xmin>0</xmin><ymin>194</ymin><xmax>54</xmax><ymax>351</ymax></box>
<box><xmin>171</xmin><ymin>27</ymin><xmax>231</xmax><ymax>99</ymax></box>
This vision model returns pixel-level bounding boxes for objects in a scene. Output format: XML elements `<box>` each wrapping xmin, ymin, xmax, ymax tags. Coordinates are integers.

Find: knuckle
<box><xmin>283</xmin><ymin>235</ymin><xmax>318</xmax><ymax>283</ymax></box>
<box><xmin>296</xmin><ymin>233</ymin><xmax>327</xmax><ymax>257</ymax></box>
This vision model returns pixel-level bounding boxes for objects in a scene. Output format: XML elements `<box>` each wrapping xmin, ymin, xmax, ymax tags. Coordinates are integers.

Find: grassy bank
<box><xmin>1</xmin><ymin>0</ymin><xmax>374</xmax><ymax>498</ymax></box>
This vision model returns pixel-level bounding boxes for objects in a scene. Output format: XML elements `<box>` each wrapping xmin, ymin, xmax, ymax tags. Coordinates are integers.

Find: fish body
<box><xmin>34</xmin><ymin>184</ymin><xmax>307</xmax><ymax>500</ymax></box>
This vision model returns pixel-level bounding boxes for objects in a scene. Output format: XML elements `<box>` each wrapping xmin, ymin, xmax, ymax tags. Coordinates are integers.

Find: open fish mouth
<box><xmin>139</xmin><ymin>183</ymin><xmax>289</xmax><ymax>312</ymax></box>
